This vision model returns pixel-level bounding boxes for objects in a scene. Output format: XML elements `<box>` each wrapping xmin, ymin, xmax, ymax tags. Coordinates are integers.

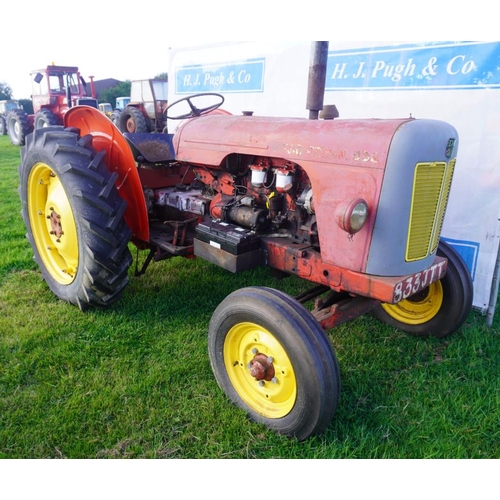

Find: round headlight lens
<box><xmin>349</xmin><ymin>201</ymin><xmax>369</xmax><ymax>233</ymax></box>
<box><xmin>336</xmin><ymin>198</ymin><xmax>369</xmax><ymax>234</ymax></box>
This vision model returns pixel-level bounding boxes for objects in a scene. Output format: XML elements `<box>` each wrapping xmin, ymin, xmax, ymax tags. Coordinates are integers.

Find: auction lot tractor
<box><xmin>7</xmin><ymin>65</ymin><xmax>98</xmax><ymax>146</ymax></box>
<box><xmin>118</xmin><ymin>79</ymin><xmax>168</xmax><ymax>134</ymax></box>
<box><xmin>17</xmin><ymin>91</ymin><xmax>473</xmax><ymax>440</ymax></box>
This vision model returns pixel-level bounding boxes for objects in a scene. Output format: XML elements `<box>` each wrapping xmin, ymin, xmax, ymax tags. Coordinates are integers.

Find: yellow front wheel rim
<box><xmin>224</xmin><ymin>322</ymin><xmax>297</xmax><ymax>419</ymax></box>
<box><xmin>382</xmin><ymin>281</ymin><xmax>444</xmax><ymax>325</ymax></box>
<box><xmin>28</xmin><ymin>162</ymin><xmax>79</xmax><ymax>285</ymax></box>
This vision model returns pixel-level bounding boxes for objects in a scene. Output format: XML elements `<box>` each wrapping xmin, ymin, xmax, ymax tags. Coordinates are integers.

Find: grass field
<box><xmin>0</xmin><ymin>133</ymin><xmax>499</xmax><ymax>459</ymax></box>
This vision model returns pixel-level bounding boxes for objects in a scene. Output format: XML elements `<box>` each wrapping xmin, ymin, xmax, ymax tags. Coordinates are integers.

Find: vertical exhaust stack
<box><xmin>306</xmin><ymin>41</ymin><xmax>329</xmax><ymax>120</ymax></box>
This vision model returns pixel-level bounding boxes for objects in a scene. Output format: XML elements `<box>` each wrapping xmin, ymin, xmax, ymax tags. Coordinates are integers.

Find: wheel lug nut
<box><xmin>251</xmin><ymin>348</ymin><xmax>258</xmax><ymax>354</ymax></box>
<box><xmin>272</xmin><ymin>377</ymin><xmax>279</xmax><ymax>384</ymax></box>
<box><xmin>258</xmin><ymin>380</ymin><xmax>265</xmax><ymax>387</ymax></box>
<box><xmin>267</xmin><ymin>356</ymin><xmax>274</xmax><ymax>363</ymax></box>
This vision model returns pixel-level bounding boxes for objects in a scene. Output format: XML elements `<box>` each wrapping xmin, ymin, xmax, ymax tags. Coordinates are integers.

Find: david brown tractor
<box><xmin>7</xmin><ymin>64</ymin><xmax>98</xmax><ymax>146</ymax></box>
<box><xmin>17</xmin><ymin>48</ymin><xmax>473</xmax><ymax>440</ymax></box>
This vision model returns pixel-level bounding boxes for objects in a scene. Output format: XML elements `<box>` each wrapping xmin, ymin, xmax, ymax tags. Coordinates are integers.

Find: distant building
<box><xmin>90</xmin><ymin>78</ymin><xmax>122</xmax><ymax>99</ymax></box>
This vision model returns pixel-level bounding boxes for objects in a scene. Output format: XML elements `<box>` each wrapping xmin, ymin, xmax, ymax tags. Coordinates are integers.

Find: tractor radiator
<box><xmin>406</xmin><ymin>158</ymin><xmax>456</xmax><ymax>261</ymax></box>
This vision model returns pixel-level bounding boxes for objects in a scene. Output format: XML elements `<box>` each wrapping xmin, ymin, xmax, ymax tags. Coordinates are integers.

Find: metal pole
<box><xmin>487</xmin><ymin>236</ymin><xmax>500</xmax><ymax>327</ymax></box>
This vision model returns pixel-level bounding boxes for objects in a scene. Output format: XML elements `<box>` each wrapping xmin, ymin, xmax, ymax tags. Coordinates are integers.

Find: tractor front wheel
<box><xmin>19</xmin><ymin>126</ymin><xmax>133</xmax><ymax>310</ymax></box>
<box><xmin>110</xmin><ymin>111</ymin><xmax>121</xmax><ymax>127</ymax></box>
<box><xmin>208</xmin><ymin>286</ymin><xmax>340</xmax><ymax>441</ymax></box>
<box><xmin>118</xmin><ymin>106</ymin><xmax>148</xmax><ymax>134</ymax></box>
<box><xmin>34</xmin><ymin>109</ymin><xmax>60</xmax><ymax>128</ymax></box>
<box><xmin>372</xmin><ymin>240</ymin><xmax>473</xmax><ymax>338</ymax></box>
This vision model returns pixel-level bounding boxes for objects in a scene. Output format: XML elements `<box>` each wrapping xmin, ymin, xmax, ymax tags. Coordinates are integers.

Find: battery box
<box><xmin>194</xmin><ymin>221</ymin><xmax>261</xmax><ymax>272</ymax></box>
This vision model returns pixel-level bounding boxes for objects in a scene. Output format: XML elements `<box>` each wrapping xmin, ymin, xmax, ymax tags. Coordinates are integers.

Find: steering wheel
<box><xmin>164</xmin><ymin>93</ymin><xmax>225</xmax><ymax>120</ymax></box>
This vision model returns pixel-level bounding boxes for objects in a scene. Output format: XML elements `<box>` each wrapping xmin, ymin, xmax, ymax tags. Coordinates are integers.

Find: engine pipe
<box><xmin>306</xmin><ymin>41</ymin><xmax>329</xmax><ymax>120</ymax></box>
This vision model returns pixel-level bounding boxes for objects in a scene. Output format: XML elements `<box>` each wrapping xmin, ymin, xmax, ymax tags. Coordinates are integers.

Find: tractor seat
<box><xmin>123</xmin><ymin>132</ymin><xmax>176</xmax><ymax>164</ymax></box>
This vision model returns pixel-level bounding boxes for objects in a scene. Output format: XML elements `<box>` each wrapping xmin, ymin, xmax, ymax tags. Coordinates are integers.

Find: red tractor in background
<box><xmin>6</xmin><ymin>64</ymin><xmax>97</xmax><ymax>146</ymax></box>
<box><xmin>16</xmin><ymin>44</ymin><xmax>473</xmax><ymax>440</ymax></box>
<box><xmin>117</xmin><ymin>78</ymin><xmax>169</xmax><ymax>134</ymax></box>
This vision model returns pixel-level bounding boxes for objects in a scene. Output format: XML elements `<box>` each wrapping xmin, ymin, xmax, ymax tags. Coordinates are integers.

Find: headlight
<box><xmin>336</xmin><ymin>198</ymin><xmax>369</xmax><ymax>234</ymax></box>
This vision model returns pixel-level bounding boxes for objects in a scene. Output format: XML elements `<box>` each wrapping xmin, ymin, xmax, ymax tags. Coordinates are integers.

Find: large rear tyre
<box><xmin>7</xmin><ymin>108</ymin><xmax>32</xmax><ymax>146</ymax></box>
<box><xmin>372</xmin><ymin>240</ymin><xmax>473</xmax><ymax>338</ymax></box>
<box><xmin>118</xmin><ymin>106</ymin><xmax>148</xmax><ymax>133</ymax></box>
<box><xmin>208</xmin><ymin>286</ymin><xmax>340</xmax><ymax>441</ymax></box>
<box><xmin>0</xmin><ymin>116</ymin><xmax>6</xmax><ymax>135</ymax></box>
<box><xmin>19</xmin><ymin>126</ymin><xmax>133</xmax><ymax>310</ymax></box>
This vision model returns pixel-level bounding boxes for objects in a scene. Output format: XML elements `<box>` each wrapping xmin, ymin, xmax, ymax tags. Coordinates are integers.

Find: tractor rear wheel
<box><xmin>119</xmin><ymin>106</ymin><xmax>148</xmax><ymax>134</ymax></box>
<box><xmin>0</xmin><ymin>116</ymin><xmax>6</xmax><ymax>135</ymax></box>
<box><xmin>7</xmin><ymin>109</ymin><xmax>32</xmax><ymax>146</ymax></box>
<box><xmin>19</xmin><ymin>126</ymin><xmax>133</xmax><ymax>310</ymax></box>
<box><xmin>372</xmin><ymin>240</ymin><xmax>473</xmax><ymax>338</ymax></box>
<box><xmin>208</xmin><ymin>286</ymin><xmax>340</xmax><ymax>441</ymax></box>
<box><xmin>34</xmin><ymin>109</ymin><xmax>60</xmax><ymax>128</ymax></box>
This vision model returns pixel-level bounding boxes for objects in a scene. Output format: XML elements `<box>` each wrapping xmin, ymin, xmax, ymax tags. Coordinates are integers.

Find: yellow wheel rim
<box><xmin>28</xmin><ymin>162</ymin><xmax>79</xmax><ymax>285</ymax></box>
<box><xmin>224</xmin><ymin>322</ymin><xmax>297</xmax><ymax>419</ymax></box>
<box><xmin>382</xmin><ymin>281</ymin><xmax>444</xmax><ymax>324</ymax></box>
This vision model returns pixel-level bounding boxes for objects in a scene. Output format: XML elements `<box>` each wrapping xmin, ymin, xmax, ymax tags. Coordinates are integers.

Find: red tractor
<box><xmin>17</xmin><ymin>47</ymin><xmax>473</xmax><ymax>441</ymax></box>
<box><xmin>117</xmin><ymin>78</ymin><xmax>169</xmax><ymax>134</ymax></box>
<box><xmin>6</xmin><ymin>64</ymin><xmax>97</xmax><ymax>146</ymax></box>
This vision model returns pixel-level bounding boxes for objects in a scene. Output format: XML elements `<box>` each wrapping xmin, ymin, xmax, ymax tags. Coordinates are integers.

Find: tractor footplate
<box><xmin>123</xmin><ymin>133</ymin><xmax>175</xmax><ymax>163</ymax></box>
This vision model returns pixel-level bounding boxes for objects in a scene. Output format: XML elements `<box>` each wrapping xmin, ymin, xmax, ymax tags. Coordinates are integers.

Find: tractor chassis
<box><xmin>133</xmin><ymin>219</ymin><xmax>448</xmax><ymax>331</ymax></box>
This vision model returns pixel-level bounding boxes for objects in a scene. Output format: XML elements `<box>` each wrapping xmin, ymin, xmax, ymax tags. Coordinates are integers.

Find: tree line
<box><xmin>0</xmin><ymin>82</ymin><xmax>33</xmax><ymax>113</ymax></box>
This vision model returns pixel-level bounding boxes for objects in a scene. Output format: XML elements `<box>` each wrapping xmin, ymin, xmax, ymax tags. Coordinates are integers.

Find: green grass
<box><xmin>0</xmin><ymin>134</ymin><xmax>499</xmax><ymax>459</ymax></box>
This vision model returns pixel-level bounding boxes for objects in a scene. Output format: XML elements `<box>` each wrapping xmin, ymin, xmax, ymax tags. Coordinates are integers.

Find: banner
<box><xmin>168</xmin><ymin>41</ymin><xmax>500</xmax><ymax>318</ymax></box>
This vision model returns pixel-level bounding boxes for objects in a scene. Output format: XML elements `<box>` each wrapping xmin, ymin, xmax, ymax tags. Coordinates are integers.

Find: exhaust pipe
<box><xmin>306</xmin><ymin>41</ymin><xmax>329</xmax><ymax>120</ymax></box>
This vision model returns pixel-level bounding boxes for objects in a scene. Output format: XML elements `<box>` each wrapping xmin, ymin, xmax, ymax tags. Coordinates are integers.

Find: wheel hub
<box><xmin>126</xmin><ymin>118</ymin><xmax>135</xmax><ymax>133</ymax></box>
<box><xmin>48</xmin><ymin>208</ymin><xmax>64</xmax><ymax>240</ymax></box>
<box><xmin>248</xmin><ymin>353</ymin><xmax>275</xmax><ymax>381</ymax></box>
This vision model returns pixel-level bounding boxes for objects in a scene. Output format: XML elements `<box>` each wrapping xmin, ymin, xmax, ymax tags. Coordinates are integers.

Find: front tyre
<box><xmin>208</xmin><ymin>286</ymin><xmax>340</xmax><ymax>441</ymax></box>
<box><xmin>110</xmin><ymin>111</ymin><xmax>121</xmax><ymax>127</ymax></box>
<box><xmin>19</xmin><ymin>126</ymin><xmax>133</xmax><ymax>310</ymax></box>
<box><xmin>34</xmin><ymin>109</ymin><xmax>60</xmax><ymax>128</ymax></box>
<box><xmin>372</xmin><ymin>240</ymin><xmax>473</xmax><ymax>338</ymax></box>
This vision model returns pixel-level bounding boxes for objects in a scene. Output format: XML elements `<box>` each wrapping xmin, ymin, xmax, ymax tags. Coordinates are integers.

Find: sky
<box><xmin>2</xmin><ymin>1</ymin><xmax>491</xmax><ymax>99</ymax></box>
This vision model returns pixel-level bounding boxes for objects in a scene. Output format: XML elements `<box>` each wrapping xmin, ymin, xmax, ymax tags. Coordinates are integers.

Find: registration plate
<box><xmin>393</xmin><ymin>258</ymin><xmax>447</xmax><ymax>303</ymax></box>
